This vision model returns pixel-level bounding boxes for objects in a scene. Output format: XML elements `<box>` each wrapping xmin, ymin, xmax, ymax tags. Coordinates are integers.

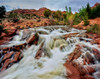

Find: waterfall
<box><xmin>0</xmin><ymin>25</ymin><xmax>100</xmax><ymax>79</ymax></box>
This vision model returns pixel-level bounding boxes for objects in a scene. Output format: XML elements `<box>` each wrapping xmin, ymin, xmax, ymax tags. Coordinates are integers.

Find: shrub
<box><xmin>73</xmin><ymin>13</ymin><xmax>81</xmax><ymax>25</ymax></box>
<box><xmin>84</xmin><ymin>20</ymin><xmax>89</xmax><ymax>26</ymax></box>
<box><xmin>87</xmin><ymin>24</ymin><xmax>100</xmax><ymax>35</ymax></box>
<box><xmin>16</xmin><ymin>26</ymin><xmax>20</xmax><ymax>29</ymax></box>
<box><xmin>0</xmin><ymin>25</ymin><xmax>4</xmax><ymax>35</ymax></box>
<box><xmin>44</xmin><ymin>9</ymin><xmax>51</xmax><ymax>18</ymax></box>
<box><xmin>91</xmin><ymin>5</ymin><xmax>100</xmax><ymax>19</ymax></box>
<box><xmin>13</xmin><ymin>18</ymin><xmax>19</xmax><ymax>23</ymax></box>
<box><xmin>8</xmin><ymin>12</ymin><xmax>19</xmax><ymax>22</ymax></box>
<box><xmin>82</xmin><ymin>13</ymin><xmax>89</xmax><ymax>26</ymax></box>
<box><xmin>52</xmin><ymin>10</ymin><xmax>62</xmax><ymax>20</ymax></box>
<box><xmin>63</xmin><ymin>13</ymin><xmax>67</xmax><ymax>20</ymax></box>
<box><xmin>0</xmin><ymin>25</ymin><xmax>8</xmax><ymax>35</ymax></box>
<box><xmin>0</xmin><ymin>6</ymin><xmax>6</xmax><ymax>18</ymax></box>
<box><xmin>37</xmin><ymin>19</ymin><xmax>41</xmax><ymax>22</ymax></box>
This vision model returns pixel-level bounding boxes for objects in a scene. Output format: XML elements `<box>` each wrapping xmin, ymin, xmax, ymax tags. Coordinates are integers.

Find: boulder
<box><xmin>63</xmin><ymin>33</ymin><xmax>79</xmax><ymax>39</ymax></box>
<box><xmin>35</xmin><ymin>42</ymin><xmax>44</xmax><ymax>59</ymax></box>
<box><xmin>85</xmin><ymin>52</ymin><xmax>94</xmax><ymax>64</ymax></box>
<box><xmin>26</xmin><ymin>33</ymin><xmax>38</xmax><ymax>45</ymax></box>
<box><xmin>3</xmin><ymin>51</ymin><xmax>14</xmax><ymax>61</ymax></box>
<box><xmin>92</xmin><ymin>48</ymin><xmax>100</xmax><ymax>61</ymax></box>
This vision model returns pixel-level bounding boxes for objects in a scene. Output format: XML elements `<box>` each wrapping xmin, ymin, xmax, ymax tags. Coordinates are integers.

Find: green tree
<box><xmin>65</xmin><ymin>6</ymin><xmax>74</xmax><ymax>26</ymax></box>
<box><xmin>86</xmin><ymin>3</ymin><xmax>91</xmax><ymax>18</ymax></box>
<box><xmin>91</xmin><ymin>5</ymin><xmax>100</xmax><ymax>19</ymax></box>
<box><xmin>0</xmin><ymin>6</ymin><xmax>6</xmax><ymax>18</ymax></box>
<box><xmin>44</xmin><ymin>9</ymin><xmax>51</xmax><ymax>18</ymax></box>
<box><xmin>52</xmin><ymin>10</ymin><xmax>62</xmax><ymax>20</ymax></box>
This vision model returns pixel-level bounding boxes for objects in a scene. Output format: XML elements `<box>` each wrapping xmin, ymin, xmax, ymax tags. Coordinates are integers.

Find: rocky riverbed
<box><xmin>0</xmin><ymin>25</ymin><xmax>100</xmax><ymax>79</ymax></box>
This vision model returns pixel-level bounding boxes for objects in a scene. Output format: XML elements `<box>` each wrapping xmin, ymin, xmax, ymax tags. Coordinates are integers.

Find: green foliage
<box><xmin>91</xmin><ymin>5</ymin><xmax>100</xmax><ymax>19</ymax></box>
<box><xmin>16</xmin><ymin>26</ymin><xmax>20</xmax><ymax>29</ymax></box>
<box><xmin>78</xmin><ymin>6</ymin><xmax>90</xmax><ymax>26</ymax></box>
<box><xmin>63</xmin><ymin>13</ymin><xmax>67</xmax><ymax>20</ymax></box>
<box><xmin>86</xmin><ymin>3</ymin><xmax>91</xmax><ymax>18</ymax></box>
<box><xmin>0</xmin><ymin>6</ymin><xmax>6</xmax><ymax>18</ymax></box>
<box><xmin>87</xmin><ymin>24</ymin><xmax>100</xmax><ymax>35</ymax></box>
<box><xmin>0</xmin><ymin>25</ymin><xmax>4</xmax><ymax>35</ymax></box>
<box><xmin>8</xmin><ymin>12</ymin><xmax>19</xmax><ymax>22</ymax></box>
<box><xmin>79</xmin><ymin>7</ymin><xmax>86</xmax><ymax>18</ymax></box>
<box><xmin>65</xmin><ymin>6</ymin><xmax>72</xmax><ymax>23</ymax></box>
<box><xmin>73</xmin><ymin>13</ymin><xmax>81</xmax><ymax>25</ymax></box>
<box><xmin>52</xmin><ymin>10</ymin><xmax>62</xmax><ymax>21</ymax></box>
<box><xmin>44</xmin><ymin>9</ymin><xmax>51</xmax><ymax>18</ymax></box>
<box><xmin>37</xmin><ymin>19</ymin><xmax>41</xmax><ymax>22</ymax></box>
<box><xmin>65</xmin><ymin>6</ymin><xmax>75</xmax><ymax>26</ymax></box>
<box><xmin>82</xmin><ymin>13</ymin><xmax>89</xmax><ymax>26</ymax></box>
<box><xmin>0</xmin><ymin>25</ymin><xmax>8</xmax><ymax>35</ymax></box>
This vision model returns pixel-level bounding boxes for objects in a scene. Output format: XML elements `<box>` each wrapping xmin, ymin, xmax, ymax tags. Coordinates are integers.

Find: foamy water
<box><xmin>0</xmin><ymin>25</ymin><xmax>100</xmax><ymax>79</ymax></box>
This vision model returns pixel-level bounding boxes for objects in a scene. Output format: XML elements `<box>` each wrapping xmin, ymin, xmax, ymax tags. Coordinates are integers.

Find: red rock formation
<box><xmin>26</xmin><ymin>33</ymin><xmax>38</xmax><ymax>45</ymax></box>
<box><xmin>92</xmin><ymin>3</ymin><xmax>100</xmax><ymax>8</ymax></box>
<box><xmin>35</xmin><ymin>42</ymin><xmax>44</xmax><ymax>59</ymax></box>
<box><xmin>64</xmin><ymin>44</ymin><xmax>99</xmax><ymax>79</ymax></box>
<box><xmin>0</xmin><ymin>29</ymin><xmax>17</xmax><ymax>45</ymax></box>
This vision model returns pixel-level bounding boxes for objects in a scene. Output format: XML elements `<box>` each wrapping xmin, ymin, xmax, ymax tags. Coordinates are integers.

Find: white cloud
<box><xmin>0</xmin><ymin>0</ymin><xmax>45</xmax><ymax>10</ymax></box>
<box><xmin>0</xmin><ymin>0</ymin><xmax>100</xmax><ymax>12</ymax></box>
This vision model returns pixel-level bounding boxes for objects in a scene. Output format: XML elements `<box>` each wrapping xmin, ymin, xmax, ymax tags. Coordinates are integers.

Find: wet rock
<box><xmin>26</xmin><ymin>33</ymin><xmax>38</xmax><ymax>45</ymax></box>
<box><xmin>3</xmin><ymin>51</ymin><xmax>14</xmax><ymax>61</ymax></box>
<box><xmin>64</xmin><ymin>61</ymin><xmax>95</xmax><ymax>79</ymax></box>
<box><xmin>94</xmin><ymin>38</ymin><xmax>100</xmax><ymax>44</ymax></box>
<box><xmin>35</xmin><ymin>42</ymin><xmax>44</xmax><ymax>59</ymax></box>
<box><xmin>92</xmin><ymin>48</ymin><xmax>100</xmax><ymax>61</ymax></box>
<box><xmin>22</xmin><ymin>29</ymin><xmax>32</xmax><ymax>40</ymax></box>
<box><xmin>64</xmin><ymin>61</ymin><xmax>80</xmax><ymax>79</ymax></box>
<box><xmin>63</xmin><ymin>33</ymin><xmax>79</xmax><ymax>39</ymax></box>
<box><xmin>85</xmin><ymin>52</ymin><xmax>94</xmax><ymax>64</ymax></box>
<box><xmin>10</xmin><ymin>52</ymin><xmax>21</xmax><ymax>63</ymax></box>
<box><xmin>93</xmin><ymin>72</ymin><xmax>100</xmax><ymax>79</ymax></box>
<box><xmin>0</xmin><ymin>52</ymin><xmax>21</xmax><ymax>72</ymax></box>
<box><xmin>68</xmin><ymin>46</ymin><xmax>82</xmax><ymax>61</ymax></box>
<box><xmin>7</xmin><ymin>29</ymin><xmax>17</xmax><ymax>37</ymax></box>
<box><xmin>84</xmin><ymin>66</ymin><xmax>96</xmax><ymax>74</ymax></box>
<box><xmin>1</xmin><ymin>59</ymin><xmax>11</xmax><ymax>72</ymax></box>
<box><xmin>84</xmin><ymin>74</ymin><xmax>95</xmax><ymax>79</ymax></box>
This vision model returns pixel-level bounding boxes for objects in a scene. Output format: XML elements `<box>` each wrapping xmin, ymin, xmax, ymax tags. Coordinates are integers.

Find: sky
<box><xmin>0</xmin><ymin>0</ymin><xmax>100</xmax><ymax>12</ymax></box>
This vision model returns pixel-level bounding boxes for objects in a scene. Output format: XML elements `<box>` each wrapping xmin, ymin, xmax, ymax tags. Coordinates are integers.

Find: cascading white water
<box><xmin>0</xmin><ymin>25</ymin><xmax>100</xmax><ymax>79</ymax></box>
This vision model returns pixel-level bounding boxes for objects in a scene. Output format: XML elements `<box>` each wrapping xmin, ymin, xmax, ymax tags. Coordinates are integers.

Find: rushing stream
<box><xmin>0</xmin><ymin>25</ymin><xmax>100</xmax><ymax>79</ymax></box>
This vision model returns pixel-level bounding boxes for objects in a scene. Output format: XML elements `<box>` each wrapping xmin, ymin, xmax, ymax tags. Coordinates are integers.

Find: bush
<box><xmin>82</xmin><ymin>13</ymin><xmax>89</xmax><ymax>26</ymax></box>
<box><xmin>13</xmin><ymin>18</ymin><xmax>19</xmax><ymax>23</ymax></box>
<box><xmin>0</xmin><ymin>25</ymin><xmax>8</xmax><ymax>35</ymax></box>
<box><xmin>91</xmin><ymin>5</ymin><xmax>100</xmax><ymax>19</ymax></box>
<box><xmin>52</xmin><ymin>10</ymin><xmax>62</xmax><ymax>20</ymax></box>
<box><xmin>0</xmin><ymin>25</ymin><xmax>4</xmax><ymax>35</ymax></box>
<box><xmin>84</xmin><ymin>20</ymin><xmax>89</xmax><ymax>26</ymax></box>
<box><xmin>44</xmin><ymin>9</ymin><xmax>51</xmax><ymax>18</ymax></box>
<box><xmin>8</xmin><ymin>12</ymin><xmax>19</xmax><ymax>22</ymax></box>
<box><xmin>0</xmin><ymin>6</ymin><xmax>6</xmax><ymax>18</ymax></box>
<box><xmin>73</xmin><ymin>13</ymin><xmax>81</xmax><ymax>25</ymax></box>
<box><xmin>87</xmin><ymin>24</ymin><xmax>100</xmax><ymax>35</ymax></box>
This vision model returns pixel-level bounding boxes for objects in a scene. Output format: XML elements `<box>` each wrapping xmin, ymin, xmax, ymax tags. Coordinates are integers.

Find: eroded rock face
<box><xmin>0</xmin><ymin>29</ymin><xmax>17</xmax><ymax>45</ymax></box>
<box><xmin>64</xmin><ymin>42</ymin><xmax>100</xmax><ymax>79</ymax></box>
<box><xmin>0</xmin><ymin>32</ymin><xmax>39</xmax><ymax>72</ymax></box>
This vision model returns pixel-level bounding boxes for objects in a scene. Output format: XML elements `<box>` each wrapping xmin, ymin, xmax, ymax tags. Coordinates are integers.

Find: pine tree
<box><xmin>86</xmin><ymin>3</ymin><xmax>91</xmax><ymax>18</ymax></box>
